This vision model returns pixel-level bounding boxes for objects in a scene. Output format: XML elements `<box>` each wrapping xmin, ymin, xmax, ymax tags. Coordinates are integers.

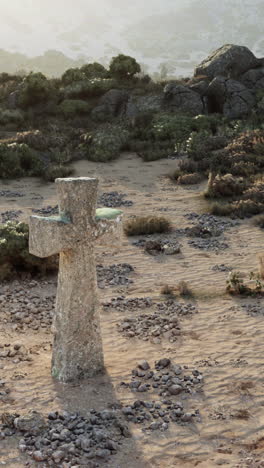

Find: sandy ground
<box><xmin>1</xmin><ymin>153</ymin><xmax>264</xmax><ymax>467</ymax></box>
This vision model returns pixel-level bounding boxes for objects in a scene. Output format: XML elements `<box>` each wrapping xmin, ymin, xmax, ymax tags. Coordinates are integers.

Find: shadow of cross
<box><xmin>29</xmin><ymin>177</ymin><xmax>122</xmax><ymax>383</ymax></box>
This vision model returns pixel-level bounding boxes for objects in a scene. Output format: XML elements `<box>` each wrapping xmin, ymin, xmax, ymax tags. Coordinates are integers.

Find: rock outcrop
<box><xmin>194</xmin><ymin>44</ymin><xmax>261</xmax><ymax>80</ymax></box>
<box><xmin>164</xmin><ymin>83</ymin><xmax>203</xmax><ymax>115</ymax></box>
<box><xmin>206</xmin><ymin>76</ymin><xmax>255</xmax><ymax>118</ymax></box>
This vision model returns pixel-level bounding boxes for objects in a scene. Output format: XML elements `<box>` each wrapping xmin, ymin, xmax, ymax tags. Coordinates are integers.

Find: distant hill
<box><xmin>0</xmin><ymin>0</ymin><xmax>263</xmax><ymax>77</ymax></box>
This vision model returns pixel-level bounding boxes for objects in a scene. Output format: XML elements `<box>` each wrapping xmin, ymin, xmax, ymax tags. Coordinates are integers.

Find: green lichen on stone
<box><xmin>95</xmin><ymin>208</ymin><xmax>122</xmax><ymax>220</ymax></box>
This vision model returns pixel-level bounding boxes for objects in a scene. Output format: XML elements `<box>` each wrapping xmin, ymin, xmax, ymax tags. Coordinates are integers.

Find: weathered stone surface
<box><xmin>164</xmin><ymin>83</ymin><xmax>203</xmax><ymax>115</ymax></box>
<box><xmin>194</xmin><ymin>44</ymin><xmax>261</xmax><ymax>80</ymax></box>
<box><xmin>29</xmin><ymin>178</ymin><xmax>122</xmax><ymax>382</ymax></box>
<box><xmin>240</xmin><ymin>67</ymin><xmax>264</xmax><ymax>89</ymax></box>
<box><xmin>91</xmin><ymin>89</ymin><xmax>129</xmax><ymax>121</ymax></box>
<box><xmin>125</xmin><ymin>94</ymin><xmax>164</xmax><ymax>121</ymax></box>
<box><xmin>206</xmin><ymin>76</ymin><xmax>255</xmax><ymax>118</ymax></box>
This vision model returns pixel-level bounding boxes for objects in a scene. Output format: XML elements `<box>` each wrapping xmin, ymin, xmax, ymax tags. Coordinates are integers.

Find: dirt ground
<box><xmin>1</xmin><ymin>153</ymin><xmax>264</xmax><ymax>467</ymax></box>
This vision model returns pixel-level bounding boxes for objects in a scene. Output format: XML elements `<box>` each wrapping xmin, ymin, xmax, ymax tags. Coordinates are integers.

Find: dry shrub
<box><xmin>177</xmin><ymin>280</ymin><xmax>192</xmax><ymax>297</ymax></box>
<box><xmin>210</xmin><ymin>200</ymin><xmax>264</xmax><ymax>218</ymax></box>
<box><xmin>124</xmin><ymin>216</ymin><xmax>171</xmax><ymax>236</ymax></box>
<box><xmin>259</xmin><ymin>255</ymin><xmax>264</xmax><ymax>279</ymax></box>
<box><xmin>232</xmin><ymin>409</ymin><xmax>250</xmax><ymax>420</ymax></box>
<box><xmin>205</xmin><ymin>172</ymin><xmax>246</xmax><ymax>198</ymax></box>
<box><xmin>160</xmin><ymin>284</ymin><xmax>175</xmax><ymax>296</ymax></box>
<box><xmin>177</xmin><ymin>173</ymin><xmax>203</xmax><ymax>185</ymax></box>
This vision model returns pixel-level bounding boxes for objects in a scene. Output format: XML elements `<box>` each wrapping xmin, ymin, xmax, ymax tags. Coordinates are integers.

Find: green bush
<box><xmin>80</xmin><ymin>125</ymin><xmax>129</xmax><ymax>162</ymax></box>
<box><xmin>0</xmin><ymin>108</ymin><xmax>24</xmax><ymax>125</ymax></box>
<box><xmin>42</xmin><ymin>164</ymin><xmax>74</xmax><ymax>182</ymax></box>
<box><xmin>151</xmin><ymin>113</ymin><xmax>193</xmax><ymax>151</ymax></box>
<box><xmin>0</xmin><ymin>222</ymin><xmax>57</xmax><ymax>280</ymax></box>
<box><xmin>61</xmin><ymin>68</ymin><xmax>85</xmax><ymax>85</ymax></box>
<box><xmin>59</xmin><ymin>99</ymin><xmax>91</xmax><ymax>117</ymax></box>
<box><xmin>63</xmin><ymin>78</ymin><xmax>116</xmax><ymax>99</ymax></box>
<box><xmin>80</xmin><ymin>63</ymin><xmax>108</xmax><ymax>79</ymax></box>
<box><xmin>18</xmin><ymin>72</ymin><xmax>51</xmax><ymax>108</ymax></box>
<box><xmin>0</xmin><ymin>143</ymin><xmax>44</xmax><ymax>179</ymax></box>
<box><xmin>109</xmin><ymin>54</ymin><xmax>141</xmax><ymax>79</ymax></box>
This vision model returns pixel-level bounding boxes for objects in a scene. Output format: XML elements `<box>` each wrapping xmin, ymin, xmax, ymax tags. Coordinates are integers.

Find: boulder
<box><xmin>240</xmin><ymin>67</ymin><xmax>264</xmax><ymax>89</ymax></box>
<box><xmin>206</xmin><ymin>76</ymin><xmax>255</xmax><ymax>119</ymax></box>
<box><xmin>91</xmin><ymin>89</ymin><xmax>129</xmax><ymax>121</ymax></box>
<box><xmin>194</xmin><ymin>44</ymin><xmax>261</xmax><ymax>80</ymax></box>
<box><xmin>164</xmin><ymin>83</ymin><xmax>203</xmax><ymax>115</ymax></box>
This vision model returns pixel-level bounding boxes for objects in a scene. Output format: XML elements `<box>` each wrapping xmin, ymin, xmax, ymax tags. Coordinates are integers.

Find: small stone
<box><xmin>32</xmin><ymin>451</ymin><xmax>47</xmax><ymax>462</ymax></box>
<box><xmin>138</xmin><ymin>360</ymin><xmax>150</xmax><ymax>371</ymax></box>
<box><xmin>168</xmin><ymin>385</ymin><xmax>183</xmax><ymax>396</ymax></box>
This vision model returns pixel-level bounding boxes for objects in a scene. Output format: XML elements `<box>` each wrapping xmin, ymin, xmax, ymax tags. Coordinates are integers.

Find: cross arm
<box><xmin>29</xmin><ymin>215</ymin><xmax>74</xmax><ymax>258</ymax></box>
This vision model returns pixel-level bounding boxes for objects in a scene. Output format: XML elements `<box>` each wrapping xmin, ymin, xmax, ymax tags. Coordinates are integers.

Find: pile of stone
<box><xmin>241</xmin><ymin>303</ymin><xmax>264</xmax><ymax>316</ymax></box>
<box><xmin>1</xmin><ymin>210</ymin><xmax>23</xmax><ymax>222</ymax></box>
<box><xmin>96</xmin><ymin>264</ymin><xmax>134</xmax><ymax>289</ymax></box>
<box><xmin>0</xmin><ymin>190</ymin><xmax>24</xmax><ymax>198</ymax></box>
<box><xmin>0</xmin><ymin>409</ymin><xmax>130</xmax><ymax>466</ymax></box>
<box><xmin>122</xmin><ymin>399</ymin><xmax>200</xmax><ymax>431</ymax></box>
<box><xmin>120</xmin><ymin>359</ymin><xmax>203</xmax><ymax>430</ymax></box>
<box><xmin>98</xmin><ymin>192</ymin><xmax>133</xmax><ymax>208</ymax></box>
<box><xmin>0</xmin><ymin>343</ymin><xmax>30</xmax><ymax>362</ymax></box>
<box><xmin>102</xmin><ymin>296</ymin><xmax>153</xmax><ymax>312</ymax></box>
<box><xmin>32</xmin><ymin>205</ymin><xmax>59</xmax><ymax>216</ymax></box>
<box><xmin>184</xmin><ymin>213</ymin><xmax>238</xmax><ymax>233</ymax></box>
<box><xmin>132</xmin><ymin>238</ymin><xmax>181</xmax><ymax>256</ymax></box>
<box><xmin>120</xmin><ymin>359</ymin><xmax>203</xmax><ymax>397</ymax></box>
<box><xmin>188</xmin><ymin>238</ymin><xmax>229</xmax><ymax>251</ymax></box>
<box><xmin>156</xmin><ymin>300</ymin><xmax>197</xmax><ymax>317</ymax></box>
<box><xmin>0</xmin><ymin>281</ymin><xmax>55</xmax><ymax>331</ymax></box>
<box><xmin>117</xmin><ymin>312</ymin><xmax>181</xmax><ymax>343</ymax></box>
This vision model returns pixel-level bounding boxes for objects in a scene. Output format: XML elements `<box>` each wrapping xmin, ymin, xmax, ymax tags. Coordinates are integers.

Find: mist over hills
<box><xmin>0</xmin><ymin>0</ymin><xmax>263</xmax><ymax>77</ymax></box>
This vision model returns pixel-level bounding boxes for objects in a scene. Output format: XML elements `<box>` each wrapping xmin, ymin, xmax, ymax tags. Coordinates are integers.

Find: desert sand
<box><xmin>1</xmin><ymin>153</ymin><xmax>264</xmax><ymax>467</ymax></box>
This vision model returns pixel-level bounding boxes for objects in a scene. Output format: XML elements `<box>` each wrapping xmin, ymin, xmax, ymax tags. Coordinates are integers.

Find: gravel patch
<box><xmin>1</xmin><ymin>210</ymin><xmax>23</xmax><ymax>222</ymax></box>
<box><xmin>32</xmin><ymin>205</ymin><xmax>59</xmax><ymax>216</ymax></box>
<box><xmin>1</xmin><ymin>409</ymin><xmax>130</xmax><ymax>466</ymax></box>
<box><xmin>98</xmin><ymin>192</ymin><xmax>133</xmax><ymax>208</ymax></box>
<box><xmin>103</xmin><ymin>296</ymin><xmax>153</xmax><ymax>312</ymax></box>
<box><xmin>96</xmin><ymin>264</ymin><xmax>134</xmax><ymax>289</ymax></box>
<box><xmin>0</xmin><ymin>190</ymin><xmax>24</xmax><ymax>198</ymax></box>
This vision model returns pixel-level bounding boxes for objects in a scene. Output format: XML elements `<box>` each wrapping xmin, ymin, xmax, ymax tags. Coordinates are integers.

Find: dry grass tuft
<box><xmin>124</xmin><ymin>216</ymin><xmax>171</xmax><ymax>236</ymax></box>
<box><xmin>177</xmin><ymin>280</ymin><xmax>192</xmax><ymax>297</ymax></box>
<box><xmin>160</xmin><ymin>284</ymin><xmax>175</xmax><ymax>297</ymax></box>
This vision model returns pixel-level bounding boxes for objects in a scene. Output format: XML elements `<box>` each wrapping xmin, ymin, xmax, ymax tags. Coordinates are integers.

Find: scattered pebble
<box><xmin>96</xmin><ymin>264</ymin><xmax>134</xmax><ymax>289</ymax></box>
<box><xmin>1</xmin><ymin>210</ymin><xmax>23</xmax><ymax>222</ymax></box>
<box><xmin>184</xmin><ymin>213</ymin><xmax>238</xmax><ymax>233</ymax></box>
<box><xmin>32</xmin><ymin>206</ymin><xmax>59</xmax><ymax>216</ymax></box>
<box><xmin>103</xmin><ymin>296</ymin><xmax>152</xmax><ymax>312</ymax></box>
<box><xmin>98</xmin><ymin>192</ymin><xmax>133</xmax><ymax>208</ymax></box>
<box><xmin>188</xmin><ymin>238</ymin><xmax>229</xmax><ymax>251</ymax></box>
<box><xmin>241</xmin><ymin>303</ymin><xmax>264</xmax><ymax>316</ymax></box>
<box><xmin>0</xmin><ymin>190</ymin><xmax>24</xmax><ymax>198</ymax></box>
<box><xmin>212</xmin><ymin>264</ymin><xmax>233</xmax><ymax>272</ymax></box>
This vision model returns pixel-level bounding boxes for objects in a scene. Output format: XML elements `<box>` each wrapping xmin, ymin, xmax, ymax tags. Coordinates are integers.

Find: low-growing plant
<box><xmin>0</xmin><ymin>143</ymin><xmax>44</xmax><ymax>179</ymax></box>
<box><xmin>226</xmin><ymin>271</ymin><xmax>264</xmax><ymax>295</ymax></box>
<box><xmin>0</xmin><ymin>221</ymin><xmax>58</xmax><ymax>280</ymax></box>
<box><xmin>253</xmin><ymin>214</ymin><xmax>264</xmax><ymax>228</ymax></box>
<box><xmin>42</xmin><ymin>164</ymin><xmax>74</xmax><ymax>182</ymax></box>
<box><xmin>59</xmin><ymin>99</ymin><xmax>91</xmax><ymax>118</ymax></box>
<box><xmin>63</xmin><ymin>78</ymin><xmax>117</xmax><ymax>99</ymax></box>
<box><xmin>80</xmin><ymin>125</ymin><xmax>129</xmax><ymax>162</ymax></box>
<box><xmin>160</xmin><ymin>284</ymin><xmax>175</xmax><ymax>296</ymax></box>
<box><xmin>18</xmin><ymin>72</ymin><xmax>51</xmax><ymax>108</ymax></box>
<box><xmin>124</xmin><ymin>216</ymin><xmax>171</xmax><ymax>236</ymax></box>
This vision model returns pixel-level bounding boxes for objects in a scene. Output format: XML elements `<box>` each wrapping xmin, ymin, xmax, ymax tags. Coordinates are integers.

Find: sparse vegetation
<box><xmin>0</xmin><ymin>222</ymin><xmax>57</xmax><ymax>280</ymax></box>
<box><xmin>124</xmin><ymin>216</ymin><xmax>171</xmax><ymax>236</ymax></box>
<box><xmin>226</xmin><ymin>271</ymin><xmax>263</xmax><ymax>295</ymax></box>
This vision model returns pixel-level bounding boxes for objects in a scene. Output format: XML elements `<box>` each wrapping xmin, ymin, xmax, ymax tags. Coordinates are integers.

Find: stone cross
<box><xmin>29</xmin><ymin>177</ymin><xmax>122</xmax><ymax>383</ymax></box>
